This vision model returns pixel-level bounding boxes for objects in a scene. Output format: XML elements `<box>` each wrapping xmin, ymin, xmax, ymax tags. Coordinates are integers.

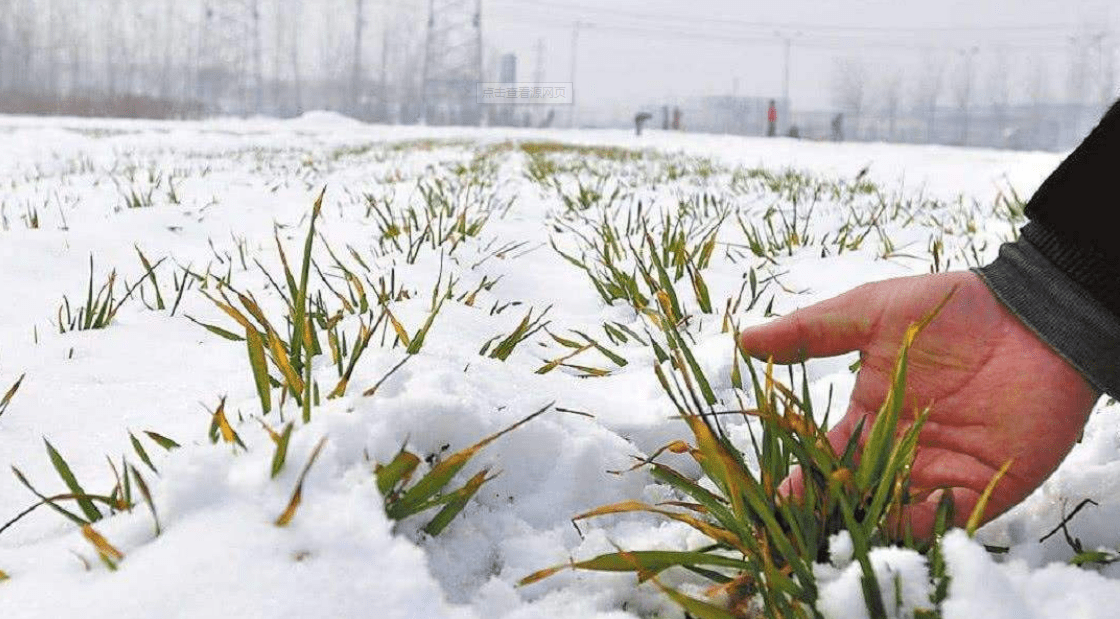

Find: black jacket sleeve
<box><xmin>975</xmin><ymin>100</ymin><xmax>1120</xmax><ymax>399</ymax></box>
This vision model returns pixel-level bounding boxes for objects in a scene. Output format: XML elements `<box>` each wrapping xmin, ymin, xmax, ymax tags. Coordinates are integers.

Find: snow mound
<box><xmin>289</xmin><ymin>110</ymin><xmax>366</xmax><ymax>129</ymax></box>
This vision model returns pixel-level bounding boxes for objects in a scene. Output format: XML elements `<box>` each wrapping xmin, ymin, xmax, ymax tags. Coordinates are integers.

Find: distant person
<box><xmin>787</xmin><ymin>125</ymin><xmax>800</xmax><ymax>139</ymax></box>
<box><xmin>539</xmin><ymin>109</ymin><xmax>555</xmax><ymax>128</ymax></box>
<box><xmin>767</xmin><ymin>99</ymin><xmax>778</xmax><ymax>137</ymax></box>
<box><xmin>662</xmin><ymin>106</ymin><xmax>670</xmax><ymax>130</ymax></box>
<box><xmin>672</xmin><ymin>106</ymin><xmax>682</xmax><ymax>131</ymax></box>
<box><xmin>831</xmin><ymin>113</ymin><xmax>844</xmax><ymax>142</ymax></box>
<box><xmin>635</xmin><ymin>112</ymin><xmax>652</xmax><ymax>136</ymax></box>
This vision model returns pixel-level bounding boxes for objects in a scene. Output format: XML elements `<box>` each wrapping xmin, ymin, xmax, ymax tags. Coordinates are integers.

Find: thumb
<box><xmin>739</xmin><ymin>284</ymin><xmax>881</xmax><ymax>363</ymax></box>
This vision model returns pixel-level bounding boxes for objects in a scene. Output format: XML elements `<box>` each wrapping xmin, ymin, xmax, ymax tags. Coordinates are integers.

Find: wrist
<box><xmin>974</xmin><ymin>236</ymin><xmax>1119</xmax><ymax>399</ymax></box>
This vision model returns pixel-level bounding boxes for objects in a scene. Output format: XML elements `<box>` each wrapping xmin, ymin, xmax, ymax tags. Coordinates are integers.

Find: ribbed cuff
<box><xmin>974</xmin><ymin>236</ymin><xmax>1120</xmax><ymax>399</ymax></box>
<box><xmin>1020</xmin><ymin>221</ymin><xmax>1120</xmax><ymax>318</ymax></box>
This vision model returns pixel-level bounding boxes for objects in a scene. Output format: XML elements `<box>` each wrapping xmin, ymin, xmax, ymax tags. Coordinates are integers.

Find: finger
<box><xmin>739</xmin><ymin>284</ymin><xmax>881</xmax><ymax>363</ymax></box>
<box><xmin>890</xmin><ymin>487</ymin><xmax>981</xmax><ymax>543</ymax></box>
<box><xmin>908</xmin><ymin>448</ymin><xmax>1003</xmax><ymax>497</ymax></box>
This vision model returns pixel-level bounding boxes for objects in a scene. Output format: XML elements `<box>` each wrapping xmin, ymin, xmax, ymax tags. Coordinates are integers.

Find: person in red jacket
<box><xmin>767</xmin><ymin>99</ymin><xmax>778</xmax><ymax>137</ymax></box>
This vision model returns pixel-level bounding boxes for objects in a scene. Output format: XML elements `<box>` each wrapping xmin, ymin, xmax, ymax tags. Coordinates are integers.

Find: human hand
<box><xmin>738</xmin><ymin>271</ymin><xmax>1100</xmax><ymax>537</ymax></box>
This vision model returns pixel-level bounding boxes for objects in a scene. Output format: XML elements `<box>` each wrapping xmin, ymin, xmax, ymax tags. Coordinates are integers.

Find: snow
<box><xmin>0</xmin><ymin>114</ymin><xmax>1116</xmax><ymax>617</ymax></box>
<box><xmin>817</xmin><ymin>545</ymin><xmax>932</xmax><ymax>619</ymax></box>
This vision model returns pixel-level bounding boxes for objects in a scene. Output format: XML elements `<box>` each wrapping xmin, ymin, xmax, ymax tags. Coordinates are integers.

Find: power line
<box><xmin>487</xmin><ymin>0</ymin><xmax>1090</xmax><ymax>36</ymax></box>
<box><xmin>485</xmin><ymin>12</ymin><xmax>1077</xmax><ymax>53</ymax></box>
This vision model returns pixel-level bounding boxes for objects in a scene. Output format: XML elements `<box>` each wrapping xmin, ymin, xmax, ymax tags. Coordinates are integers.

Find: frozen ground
<box><xmin>0</xmin><ymin>113</ymin><xmax>1117</xmax><ymax>618</ymax></box>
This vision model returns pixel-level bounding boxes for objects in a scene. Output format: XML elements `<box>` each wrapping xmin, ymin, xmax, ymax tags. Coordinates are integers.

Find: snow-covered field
<box><xmin>0</xmin><ymin>112</ymin><xmax>1118</xmax><ymax>618</ymax></box>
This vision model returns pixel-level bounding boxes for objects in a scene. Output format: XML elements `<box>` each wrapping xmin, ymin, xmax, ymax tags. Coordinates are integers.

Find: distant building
<box><xmin>627</xmin><ymin>94</ymin><xmax>1105</xmax><ymax>152</ymax></box>
<box><xmin>492</xmin><ymin>53</ymin><xmax>519</xmax><ymax>127</ymax></box>
<box><xmin>499</xmin><ymin>54</ymin><xmax>517</xmax><ymax>84</ymax></box>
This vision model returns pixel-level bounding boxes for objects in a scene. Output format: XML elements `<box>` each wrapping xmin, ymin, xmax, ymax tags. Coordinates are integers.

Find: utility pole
<box><xmin>533</xmin><ymin>37</ymin><xmax>545</xmax><ymax>83</ymax></box>
<box><xmin>475</xmin><ymin>0</ymin><xmax>485</xmax><ymax>126</ymax></box>
<box><xmin>290</xmin><ymin>0</ymin><xmax>303</xmax><ymax>114</ymax></box>
<box><xmin>569</xmin><ymin>20</ymin><xmax>590</xmax><ymax>128</ymax></box>
<box><xmin>250</xmin><ymin>0</ymin><xmax>263</xmax><ymax>114</ymax></box>
<box><xmin>1093</xmin><ymin>32</ymin><xmax>1113</xmax><ymax>110</ymax></box>
<box><xmin>782</xmin><ymin>37</ymin><xmax>790</xmax><ymax>108</ymax></box>
<box><xmin>421</xmin><ymin>0</ymin><xmax>483</xmax><ymax>125</ymax></box>
<box><xmin>273</xmin><ymin>0</ymin><xmax>284</xmax><ymax>113</ymax></box>
<box><xmin>420</xmin><ymin>0</ymin><xmax>434</xmax><ymax>124</ymax></box>
<box><xmin>959</xmin><ymin>46</ymin><xmax>979</xmax><ymax>146</ymax></box>
<box><xmin>351</xmin><ymin>0</ymin><xmax>365</xmax><ymax>116</ymax></box>
<box><xmin>380</xmin><ymin>23</ymin><xmax>390</xmax><ymax>122</ymax></box>
<box><xmin>777</xmin><ymin>31</ymin><xmax>799</xmax><ymax>134</ymax></box>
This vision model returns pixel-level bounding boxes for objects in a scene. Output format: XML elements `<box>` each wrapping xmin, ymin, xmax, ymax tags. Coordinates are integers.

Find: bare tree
<box><xmin>1028</xmin><ymin>57</ymin><xmax>1053</xmax><ymax>149</ymax></box>
<box><xmin>880</xmin><ymin>70</ymin><xmax>902</xmax><ymax>141</ymax></box>
<box><xmin>951</xmin><ymin>47</ymin><xmax>979</xmax><ymax>146</ymax></box>
<box><xmin>1067</xmin><ymin>36</ymin><xmax>1091</xmax><ymax>105</ymax></box>
<box><xmin>1065</xmin><ymin>31</ymin><xmax>1095</xmax><ymax>138</ymax></box>
<box><xmin>987</xmin><ymin>52</ymin><xmax>1012</xmax><ymax>148</ymax></box>
<box><xmin>831</xmin><ymin>58</ymin><xmax>866</xmax><ymax>140</ymax></box>
<box><xmin>251</xmin><ymin>0</ymin><xmax>263</xmax><ymax>113</ymax></box>
<box><xmin>911</xmin><ymin>55</ymin><xmax>945</xmax><ymax>144</ymax></box>
<box><xmin>290</xmin><ymin>0</ymin><xmax>304</xmax><ymax>114</ymax></box>
<box><xmin>351</xmin><ymin>0</ymin><xmax>366</xmax><ymax>114</ymax></box>
<box><xmin>1097</xmin><ymin>37</ymin><xmax>1116</xmax><ymax>110</ymax></box>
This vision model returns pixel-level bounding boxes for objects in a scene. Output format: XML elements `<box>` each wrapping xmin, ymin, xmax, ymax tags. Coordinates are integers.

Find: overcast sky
<box><xmin>435</xmin><ymin>0</ymin><xmax>1120</xmax><ymax>118</ymax></box>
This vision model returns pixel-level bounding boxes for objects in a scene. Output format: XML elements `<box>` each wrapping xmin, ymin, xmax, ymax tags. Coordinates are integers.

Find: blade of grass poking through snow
<box><xmin>134</xmin><ymin>246</ymin><xmax>165</xmax><ymax>310</ymax></box>
<box><xmin>536</xmin><ymin>344</ymin><xmax>592</xmax><ymax>375</ymax></box>
<box><xmin>121</xmin><ymin>455</ymin><xmax>133</xmax><ymax>511</ymax></box>
<box><xmin>81</xmin><ymin>525</ymin><xmax>124</xmax><ymax>570</ymax></box>
<box><xmin>270</xmin><ymin>422</ymin><xmax>295</xmax><ymax>478</ymax></box>
<box><xmin>572</xmin><ymin>500</ymin><xmax>745</xmax><ymax>551</ymax></box>
<box><xmin>571</xmin><ymin>331</ymin><xmax>628</xmax><ymax>367</ymax></box>
<box><xmin>202</xmin><ymin>290</ymin><xmax>278</xmax><ymax>412</ymax></box>
<box><xmin>129</xmin><ymin>432</ymin><xmax>158</xmax><ymax>474</ymax></box>
<box><xmin>0</xmin><ymin>488</ymin><xmax>122</xmax><ymax>536</ymax></box>
<box><xmin>7</xmin><ymin>466</ymin><xmax>90</xmax><ymax>528</ymax></box>
<box><xmin>288</xmin><ymin>188</ymin><xmax>326</xmax><ymax>377</ymax></box>
<box><xmin>275</xmin><ymin>436</ymin><xmax>328</xmax><ymax>527</ymax></box>
<box><xmin>266</xmin><ymin>328</ymin><xmax>304</xmax><ymax>400</ymax></box>
<box><xmin>406</xmin><ymin>294</ymin><xmax>446</xmax><ymax>355</ymax></box>
<box><xmin>383</xmin><ymin>306</ymin><xmax>412</xmax><ymax>347</ymax></box>
<box><xmin>209</xmin><ymin>397</ymin><xmax>246</xmax><ymax>449</ymax></box>
<box><xmin>687</xmin><ymin>264</ymin><xmax>713</xmax><ymax>314</ymax></box>
<box><xmin>245</xmin><ymin>326</ymin><xmax>272</xmax><ymax>414</ymax></box>
<box><xmin>649</xmin><ymin>577</ymin><xmax>740</xmax><ymax>619</ymax></box>
<box><xmin>966</xmin><ymin>459</ymin><xmax>1014</xmax><ymax>536</ymax></box>
<box><xmin>363</xmin><ymin>356</ymin><xmax>412</xmax><ymax>397</ymax></box>
<box><xmin>655</xmin><ymin>292</ymin><xmax>716</xmax><ymax>406</ymax></box>
<box><xmin>643</xmin><ymin>232</ymin><xmax>683</xmax><ymax>320</ymax></box>
<box><xmin>301</xmin><ymin>322</ymin><xmax>314</xmax><ymax>423</ymax></box>
<box><xmin>487</xmin><ymin>306</ymin><xmax>551</xmax><ymax>361</ymax></box>
<box><xmin>105</xmin><ymin>457</ymin><xmax>127</xmax><ymax>511</ymax></box>
<box><xmin>385</xmin><ymin>402</ymin><xmax>552</xmax><ymax>523</ymax></box>
<box><xmin>185</xmin><ymin>315</ymin><xmax>245</xmax><ymax>341</ymax></box>
<box><xmin>376</xmin><ymin>448</ymin><xmax>422</xmax><ymax>496</ymax></box>
<box><xmin>422</xmin><ymin>469</ymin><xmax>493</xmax><ymax>536</ymax></box>
<box><xmin>43</xmin><ymin>439</ymin><xmax>101</xmax><ymax>522</ymax></box>
<box><xmin>128</xmin><ymin>465</ymin><xmax>160</xmax><ymax>536</ymax></box>
<box><xmin>518</xmin><ymin>551</ymin><xmax>753</xmax><ymax>587</ymax></box>
<box><xmin>144</xmin><ymin>431</ymin><xmax>180</xmax><ymax>451</ymax></box>
<box><xmin>0</xmin><ymin>374</ymin><xmax>25</xmax><ymax>418</ymax></box>
<box><xmin>328</xmin><ymin>318</ymin><xmax>375</xmax><ymax>398</ymax></box>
